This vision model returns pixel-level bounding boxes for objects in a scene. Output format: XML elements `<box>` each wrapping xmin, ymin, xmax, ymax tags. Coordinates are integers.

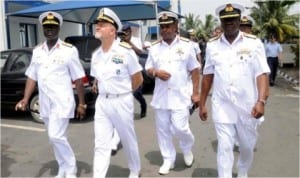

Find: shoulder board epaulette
<box><xmin>119</xmin><ymin>41</ymin><xmax>132</xmax><ymax>49</ymax></box>
<box><xmin>151</xmin><ymin>40</ymin><xmax>161</xmax><ymax>46</ymax></box>
<box><xmin>180</xmin><ymin>36</ymin><xmax>190</xmax><ymax>42</ymax></box>
<box><xmin>208</xmin><ymin>35</ymin><xmax>221</xmax><ymax>42</ymax></box>
<box><xmin>62</xmin><ymin>42</ymin><xmax>73</xmax><ymax>48</ymax></box>
<box><xmin>243</xmin><ymin>32</ymin><xmax>257</xmax><ymax>39</ymax></box>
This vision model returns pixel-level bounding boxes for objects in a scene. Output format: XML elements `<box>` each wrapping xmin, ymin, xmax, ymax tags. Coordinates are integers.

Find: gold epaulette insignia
<box><xmin>208</xmin><ymin>35</ymin><xmax>221</xmax><ymax>42</ymax></box>
<box><xmin>180</xmin><ymin>36</ymin><xmax>190</xmax><ymax>42</ymax></box>
<box><xmin>151</xmin><ymin>40</ymin><xmax>161</xmax><ymax>46</ymax></box>
<box><xmin>243</xmin><ymin>32</ymin><xmax>257</xmax><ymax>39</ymax></box>
<box><xmin>119</xmin><ymin>41</ymin><xmax>132</xmax><ymax>49</ymax></box>
<box><xmin>62</xmin><ymin>42</ymin><xmax>73</xmax><ymax>48</ymax></box>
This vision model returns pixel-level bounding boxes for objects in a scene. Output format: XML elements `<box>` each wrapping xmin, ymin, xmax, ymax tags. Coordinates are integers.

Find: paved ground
<box><xmin>1</xmin><ymin>72</ymin><xmax>299</xmax><ymax>178</ymax></box>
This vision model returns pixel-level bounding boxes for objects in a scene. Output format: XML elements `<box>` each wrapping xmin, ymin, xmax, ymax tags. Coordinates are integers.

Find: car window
<box><xmin>2</xmin><ymin>51</ymin><xmax>31</xmax><ymax>73</ymax></box>
<box><xmin>10</xmin><ymin>53</ymin><xmax>31</xmax><ymax>72</ymax></box>
<box><xmin>0</xmin><ymin>52</ymin><xmax>10</xmax><ymax>73</ymax></box>
<box><xmin>65</xmin><ymin>36</ymin><xmax>101</xmax><ymax>62</ymax></box>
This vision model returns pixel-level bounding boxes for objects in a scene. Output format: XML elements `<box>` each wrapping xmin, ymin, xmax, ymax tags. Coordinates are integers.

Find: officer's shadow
<box><xmin>34</xmin><ymin>160</ymin><xmax>91</xmax><ymax>177</ymax></box>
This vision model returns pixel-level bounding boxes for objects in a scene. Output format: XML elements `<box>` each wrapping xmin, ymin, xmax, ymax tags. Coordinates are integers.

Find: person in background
<box><xmin>265</xmin><ymin>34</ymin><xmax>283</xmax><ymax>86</ymax></box>
<box><xmin>188</xmin><ymin>29</ymin><xmax>202</xmax><ymax>63</ymax></box>
<box><xmin>145</xmin><ymin>11</ymin><xmax>200</xmax><ymax>175</ymax></box>
<box><xmin>198</xmin><ymin>36</ymin><xmax>207</xmax><ymax>70</ymax></box>
<box><xmin>15</xmin><ymin>11</ymin><xmax>86</xmax><ymax>178</ymax></box>
<box><xmin>199</xmin><ymin>4</ymin><xmax>270</xmax><ymax>178</ymax></box>
<box><xmin>120</xmin><ymin>24</ymin><xmax>147</xmax><ymax>118</ymax></box>
<box><xmin>239</xmin><ymin>16</ymin><xmax>253</xmax><ymax>34</ymax></box>
<box><xmin>91</xmin><ymin>8</ymin><xmax>142</xmax><ymax>178</ymax></box>
<box><xmin>212</xmin><ymin>26</ymin><xmax>223</xmax><ymax>37</ymax></box>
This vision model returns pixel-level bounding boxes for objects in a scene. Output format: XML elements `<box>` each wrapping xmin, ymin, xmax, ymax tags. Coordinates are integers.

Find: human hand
<box><xmin>76</xmin><ymin>106</ymin><xmax>86</xmax><ymax>120</ymax></box>
<box><xmin>251</xmin><ymin>102</ymin><xmax>264</xmax><ymax>119</ymax></box>
<box><xmin>199</xmin><ymin>105</ymin><xmax>208</xmax><ymax>121</ymax></box>
<box><xmin>92</xmin><ymin>84</ymin><xmax>98</xmax><ymax>94</ymax></box>
<box><xmin>191</xmin><ymin>94</ymin><xmax>200</xmax><ymax>108</ymax></box>
<box><xmin>156</xmin><ymin>69</ymin><xmax>171</xmax><ymax>81</ymax></box>
<box><xmin>15</xmin><ymin>100</ymin><xmax>28</xmax><ymax>111</ymax></box>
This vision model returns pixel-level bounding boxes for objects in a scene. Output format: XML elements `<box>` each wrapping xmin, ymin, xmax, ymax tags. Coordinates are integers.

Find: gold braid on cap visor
<box><xmin>220</xmin><ymin>14</ymin><xmax>240</xmax><ymax>19</ymax></box>
<box><xmin>42</xmin><ymin>20</ymin><xmax>59</xmax><ymax>25</ymax></box>
<box><xmin>97</xmin><ymin>16</ymin><xmax>115</xmax><ymax>25</ymax></box>
<box><xmin>159</xmin><ymin>20</ymin><xmax>175</xmax><ymax>24</ymax></box>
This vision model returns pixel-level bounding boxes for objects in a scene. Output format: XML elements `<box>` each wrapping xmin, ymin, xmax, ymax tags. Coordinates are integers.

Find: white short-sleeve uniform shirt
<box><xmin>25</xmin><ymin>39</ymin><xmax>85</xmax><ymax>118</ymax></box>
<box><xmin>90</xmin><ymin>40</ymin><xmax>142</xmax><ymax>94</ymax></box>
<box><xmin>145</xmin><ymin>35</ymin><xmax>200</xmax><ymax>110</ymax></box>
<box><xmin>204</xmin><ymin>32</ymin><xmax>270</xmax><ymax>124</ymax></box>
<box><xmin>191</xmin><ymin>41</ymin><xmax>201</xmax><ymax>56</ymax></box>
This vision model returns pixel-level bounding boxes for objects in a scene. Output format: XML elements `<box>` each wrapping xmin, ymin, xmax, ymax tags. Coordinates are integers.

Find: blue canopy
<box><xmin>5</xmin><ymin>0</ymin><xmax>49</xmax><ymax>14</ymax></box>
<box><xmin>8</xmin><ymin>0</ymin><xmax>171</xmax><ymax>24</ymax></box>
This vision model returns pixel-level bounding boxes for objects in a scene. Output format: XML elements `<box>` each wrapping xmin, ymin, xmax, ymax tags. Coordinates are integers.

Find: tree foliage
<box><xmin>182</xmin><ymin>13</ymin><xmax>218</xmax><ymax>41</ymax></box>
<box><xmin>250</xmin><ymin>0</ymin><xmax>299</xmax><ymax>42</ymax></box>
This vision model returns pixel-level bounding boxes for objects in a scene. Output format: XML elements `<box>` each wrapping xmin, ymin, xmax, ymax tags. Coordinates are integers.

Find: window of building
<box><xmin>19</xmin><ymin>23</ymin><xmax>37</xmax><ymax>47</ymax></box>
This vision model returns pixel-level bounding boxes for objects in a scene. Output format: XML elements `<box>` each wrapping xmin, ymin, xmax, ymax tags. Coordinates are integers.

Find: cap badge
<box><xmin>241</xmin><ymin>16</ymin><xmax>247</xmax><ymax>22</ymax></box>
<box><xmin>47</xmin><ymin>13</ymin><xmax>54</xmax><ymax>20</ymax></box>
<box><xmin>162</xmin><ymin>13</ymin><xmax>168</xmax><ymax>20</ymax></box>
<box><xmin>225</xmin><ymin>4</ymin><xmax>234</xmax><ymax>12</ymax></box>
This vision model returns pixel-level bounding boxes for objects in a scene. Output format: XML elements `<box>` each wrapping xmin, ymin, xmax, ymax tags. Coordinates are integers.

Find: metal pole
<box><xmin>154</xmin><ymin>0</ymin><xmax>159</xmax><ymax>40</ymax></box>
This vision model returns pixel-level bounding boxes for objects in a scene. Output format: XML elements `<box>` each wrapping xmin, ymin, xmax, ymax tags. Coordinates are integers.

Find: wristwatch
<box><xmin>257</xmin><ymin>99</ymin><xmax>267</xmax><ymax>105</ymax></box>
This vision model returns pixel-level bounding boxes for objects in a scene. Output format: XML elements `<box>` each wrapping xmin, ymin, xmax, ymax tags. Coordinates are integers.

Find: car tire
<box><xmin>29</xmin><ymin>95</ymin><xmax>43</xmax><ymax>123</ymax></box>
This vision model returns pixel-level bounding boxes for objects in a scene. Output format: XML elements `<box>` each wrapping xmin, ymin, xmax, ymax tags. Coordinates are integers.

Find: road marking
<box><xmin>0</xmin><ymin>123</ymin><xmax>46</xmax><ymax>132</ymax></box>
<box><xmin>274</xmin><ymin>94</ymin><xmax>300</xmax><ymax>98</ymax></box>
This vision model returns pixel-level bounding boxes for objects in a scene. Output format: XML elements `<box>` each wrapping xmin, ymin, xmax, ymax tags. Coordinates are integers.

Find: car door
<box><xmin>1</xmin><ymin>49</ymin><xmax>32</xmax><ymax>105</ymax></box>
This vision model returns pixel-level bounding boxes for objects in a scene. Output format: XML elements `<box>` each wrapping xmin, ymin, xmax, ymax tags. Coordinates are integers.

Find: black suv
<box><xmin>0</xmin><ymin>47</ymin><xmax>96</xmax><ymax>123</ymax></box>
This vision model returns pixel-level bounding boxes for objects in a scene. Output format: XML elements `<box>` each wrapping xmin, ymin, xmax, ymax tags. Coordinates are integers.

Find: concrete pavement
<box><xmin>1</xmin><ymin>74</ymin><xmax>299</xmax><ymax>177</ymax></box>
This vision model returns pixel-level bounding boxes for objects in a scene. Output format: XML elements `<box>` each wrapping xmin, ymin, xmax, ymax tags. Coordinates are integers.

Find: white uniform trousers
<box><xmin>93</xmin><ymin>94</ymin><xmax>141</xmax><ymax>178</ymax></box>
<box><xmin>111</xmin><ymin>128</ymin><xmax>121</xmax><ymax>150</ymax></box>
<box><xmin>214</xmin><ymin>119</ymin><xmax>258</xmax><ymax>178</ymax></box>
<box><xmin>43</xmin><ymin>116</ymin><xmax>77</xmax><ymax>176</ymax></box>
<box><xmin>154</xmin><ymin>108</ymin><xmax>195</xmax><ymax>164</ymax></box>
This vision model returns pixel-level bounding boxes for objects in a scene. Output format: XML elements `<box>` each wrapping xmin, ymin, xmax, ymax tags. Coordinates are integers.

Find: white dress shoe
<box><xmin>237</xmin><ymin>172</ymin><xmax>248</xmax><ymax>178</ymax></box>
<box><xmin>65</xmin><ymin>174</ymin><xmax>77</xmax><ymax>178</ymax></box>
<box><xmin>158</xmin><ymin>162</ymin><xmax>175</xmax><ymax>175</ymax></box>
<box><xmin>183</xmin><ymin>151</ymin><xmax>194</xmax><ymax>167</ymax></box>
<box><xmin>128</xmin><ymin>171</ymin><xmax>139</xmax><ymax>178</ymax></box>
<box><xmin>54</xmin><ymin>172</ymin><xmax>65</xmax><ymax>178</ymax></box>
<box><xmin>54</xmin><ymin>175</ymin><xmax>64</xmax><ymax>178</ymax></box>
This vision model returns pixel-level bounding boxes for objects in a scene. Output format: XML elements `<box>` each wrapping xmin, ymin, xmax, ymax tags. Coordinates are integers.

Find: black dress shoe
<box><xmin>140</xmin><ymin>112</ymin><xmax>146</xmax><ymax>118</ymax></box>
<box><xmin>111</xmin><ymin>142</ymin><xmax>122</xmax><ymax>156</ymax></box>
<box><xmin>111</xmin><ymin>149</ymin><xmax>118</xmax><ymax>156</ymax></box>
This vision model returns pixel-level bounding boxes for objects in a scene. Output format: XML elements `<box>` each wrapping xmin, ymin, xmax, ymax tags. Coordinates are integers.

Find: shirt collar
<box><xmin>161</xmin><ymin>35</ymin><xmax>180</xmax><ymax>47</ymax></box>
<box><xmin>41</xmin><ymin>39</ymin><xmax>62</xmax><ymax>51</ymax></box>
<box><xmin>220</xmin><ymin>31</ymin><xmax>243</xmax><ymax>45</ymax></box>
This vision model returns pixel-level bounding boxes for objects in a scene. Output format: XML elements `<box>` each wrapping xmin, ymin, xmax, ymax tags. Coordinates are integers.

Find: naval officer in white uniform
<box><xmin>145</xmin><ymin>11</ymin><xmax>200</xmax><ymax>175</ymax></box>
<box><xmin>90</xmin><ymin>8</ymin><xmax>143</xmax><ymax>178</ymax></box>
<box><xmin>15</xmin><ymin>11</ymin><xmax>86</xmax><ymax>178</ymax></box>
<box><xmin>199</xmin><ymin>3</ymin><xmax>270</xmax><ymax>178</ymax></box>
